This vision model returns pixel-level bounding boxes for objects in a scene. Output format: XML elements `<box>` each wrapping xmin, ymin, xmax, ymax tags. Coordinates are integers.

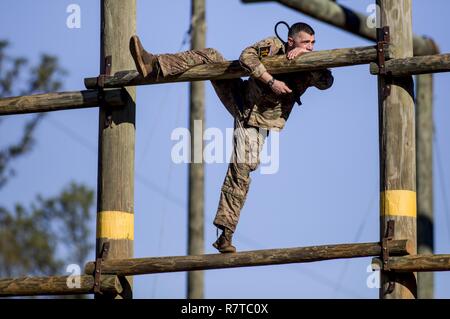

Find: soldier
<box><xmin>130</xmin><ymin>22</ymin><xmax>333</xmax><ymax>254</ymax></box>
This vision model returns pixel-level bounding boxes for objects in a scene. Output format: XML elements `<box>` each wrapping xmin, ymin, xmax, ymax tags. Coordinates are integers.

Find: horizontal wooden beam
<box><xmin>370</xmin><ymin>53</ymin><xmax>450</xmax><ymax>76</ymax></box>
<box><xmin>0</xmin><ymin>275</ymin><xmax>122</xmax><ymax>297</ymax></box>
<box><xmin>84</xmin><ymin>45</ymin><xmax>388</xmax><ymax>89</ymax></box>
<box><xmin>241</xmin><ymin>0</ymin><xmax>439</xmax><ymax>56</ymax></box>
<box><xmin>373</xmin><ymin>255</ymin><xmax>450</xmax><ymax>272</ymax></box>
<box><xmin>0</xmin><ymin>89</ymin><xmax>126</xmax><ymax>116</ymax></box>
<box><xmin>85</xmin><ymin>240</ymin><xmax>412</xmax><ymax>276</ymax></box>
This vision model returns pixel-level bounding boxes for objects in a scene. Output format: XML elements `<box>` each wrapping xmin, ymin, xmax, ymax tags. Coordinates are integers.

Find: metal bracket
<box><xmin>376</xmin><ymin>26</ymin><xmax>391</xmax><ymax>99</ymax></box>
<box><xmin>97</xmin><ymin>55</ymin><xmax>113</xmax><ymax>128</ymax></box>
<box><xmin>376</xmin><ymin>26</ymin><xmax>390</xmax><ymax>75</ymax></box>
<box><xmin>381</xmin><ymin>77</ymin><xmax>392</xmax><ymax>100</ymax></box>
<box><xmin>93</xmin><ymin>242</ymin><xmax>110</xmax><ymax>294</ymax></box>
<box><xmin>382</xmin><ymin>220</ymin><xmax>394</xmax><ymax>270</ymax></box>
<box><xmin>382</xmin><ymin>220</ymin><xmax>395</xmax><ymax>294</ymax></box>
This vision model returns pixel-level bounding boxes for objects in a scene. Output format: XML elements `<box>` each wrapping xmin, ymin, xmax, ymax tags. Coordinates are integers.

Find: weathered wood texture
<box><xmin>416</xmin><ymin>74</ymin><xmax>434</xmax><ymax>299</ymax></box>
<box><xmin>0</xmin><ymin>275</ymin><xmax>121</xmax><ymax>297</ymax></box>
<box><xmin>187</xmin><ymin>0</ymin><xmax>205</xmax><ymax>300</ymax></box>
<box><xmin>370</xmin><ymin>53</ymin><xmax>450</xmax><ymax>76</ymax></box>
<box><xmin>0</xmin><ymin>89</ymin><xmax>125</xmax><ymax>116</ymax></box>
<box><xmin>84</xmin><ymin>45</ymin><xmax>388</xmax><ymax>89</ymax></box>
<box><xmin>85</xmin><ymin>240</ymin><xmax>412</xmax><ymax>276</ymax></box>
<box><xmin>96</xmin><ymin>0</ymin><xmax>136</xmax><ymax>299</ymax></box>
<box><xmin>374</xmin><ymin>255</ymin><xmax>450</xmax><ymax>272</ymax></box>
<box><xmin>377</xmin><ymin>0</ymin><xmax>416</xmax><ymax>299</ymax></box>
<box><xmin>241</xmin><ymin>0</ymin><xmax>439</xmax><ymax>56</ymax></box>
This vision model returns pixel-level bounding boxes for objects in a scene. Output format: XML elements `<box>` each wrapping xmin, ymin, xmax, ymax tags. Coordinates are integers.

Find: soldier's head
<box><xmin>287</xmin><ymin>22</ymin><xmax>315</xmax><ymax>53</ymax></box>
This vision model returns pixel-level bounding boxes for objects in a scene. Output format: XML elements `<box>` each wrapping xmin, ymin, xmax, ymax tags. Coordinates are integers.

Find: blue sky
<box><xmin>1</xmin><ymin>0</ymin><xmax>449</xmax><ymax>298</ymax></box>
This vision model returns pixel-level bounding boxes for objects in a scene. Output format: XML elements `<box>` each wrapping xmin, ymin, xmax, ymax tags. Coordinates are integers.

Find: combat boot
<box><xmin>129</xmin><ymin>35</ymin><xmax>158</xmax><ymax>78</ymax></box>
<box><xmin>213</xmin><ymin>228</ymin><xmax>236</xmax><ymax>253</ymax></box>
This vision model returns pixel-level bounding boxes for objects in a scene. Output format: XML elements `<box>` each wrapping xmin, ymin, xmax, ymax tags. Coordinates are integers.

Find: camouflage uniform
<box><xmin>155</xmin><ymin>37</ymin><xmax>334</xmax><ymax>233</ymax></box>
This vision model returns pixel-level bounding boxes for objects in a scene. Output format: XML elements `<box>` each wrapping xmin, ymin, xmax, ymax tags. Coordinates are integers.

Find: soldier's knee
<box><xmin>235</xmin><ymin>161</ymin><xmax>259</xmax><ymax>174</ymax></box>
<box><xmin>221</xmin><ymin>175</ymin><xmax>249</xmax><ymax>200</ymax></box>
<box><xmin>247</xmin><ymin>161</ymin><xmax>260</xmax><ymax>172</ymax></box>
<box><xmin>205</xmin><ymin>48</ymin><xmax>224</xmax><ymax>62</ymax></box>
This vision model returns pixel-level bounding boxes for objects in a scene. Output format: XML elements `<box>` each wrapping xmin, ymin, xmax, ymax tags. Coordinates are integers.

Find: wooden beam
<box><xmin>0</xmin><ymin>275</ymin><xmax>122</xmax><ymax>297</ymax></box>
<box><xmin>187</xmin><ymin>0</ymin><xmax>206</xmax><ymax>299</ymax></box>
<box><xmin>377</xmin><ymin>0</ymin><xmax>417</xmax><ymax>299</ymax></box>
<box><xmin>84</xmin><ymin>240</ymin><xmax>412</xmax><ymax>276</ymax></box>
<box><xmin>84</xmin><ymin>45</ymin><xmax>388</xmax><ymax>89</ymax></box>
<box><xmin>0</xmin><ymin>89</ymin><xmax>125</xmax><ymax>116</ymax></box>
<box><xmin>372</xmin><ymin>255</ymin><xmax>450</xmax><ymax>272</ymax></box>
<box><xmin>241</xmin><ymin>0</ymin><xmax>439</xmax><ymax>56</ymax></box>
<box><xmin>370</xmin><ymin>53</ymin><xmax>450</xmax><ymax>76</ymax></box>
<box><xmin>96</xmin><ymin>0</ymin><xmax>136</xmax><ymax>299</ymax></box>
<box><xmin>416</xmin><ymin>73</ymin><xmax>434</xmax><ymax>298</ymax></box>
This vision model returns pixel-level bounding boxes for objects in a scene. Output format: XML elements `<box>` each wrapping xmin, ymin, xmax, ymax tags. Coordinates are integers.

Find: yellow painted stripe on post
<box><xmin>381</xmin><ymin>190</ymin><xmax>416</xmax><ymax>217</ymax></box>
<box><xmin>97</xmin><ymin>211</ymin><xmax>134</xmax><ymax>240</ymax></box>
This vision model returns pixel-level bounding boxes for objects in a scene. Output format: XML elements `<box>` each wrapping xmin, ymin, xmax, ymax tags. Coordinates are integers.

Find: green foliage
<box><xmin>0</xmin><ymin>40</ymin><xmax>95</xmax><ymax>299</ymax></box>
<box><xmin>0</xmin><ymin>40</ymin><xmax>66</xmax><ymax>97</ymax></box>
<box><xmin>0</xmin><ymin>183</ymin><xmax>94</xmax><ymax>278</ymax></box>
<box><xmin>0</xmin><ymin>40</ymin><xmax>66</xmax><ymax>188</ymax></box>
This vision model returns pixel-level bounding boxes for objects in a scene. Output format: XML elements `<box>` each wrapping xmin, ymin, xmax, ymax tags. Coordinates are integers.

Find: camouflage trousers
<box><xmin>157</xmin><ymin>49</ymin><xmax>267</xmax><ymax>232</ymax></box>
<box><xmin>213</xmin><ymin>119</ymin><xmax>267</xmax><ymax>232</ymax></box>
<box><xmin>157</xmin><ymin>48</ymin><xmax>244</xmax><ymax>119</ymax></box>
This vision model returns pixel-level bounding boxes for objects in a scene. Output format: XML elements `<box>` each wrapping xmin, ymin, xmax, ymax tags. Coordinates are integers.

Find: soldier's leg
<box><xmin>130</xmin><ymin>37</ymin><xmax>244</xmax><ymax>118</ymax></box>
<box><xmin>130</xmin><ymin>35</ymin><xmax>224</xmax><ymax>77</ymax></box>
<box><xmin>157</xmin><ymin>48</ymin><xmax>223</xmax><ymax>77</ymax></box>
<box><xmin>213</xmin><ymin>119</ymin><xmax>267</xmax><ymax>234</ymax></box>
<box><xmin>210</xmin><ymin>78</ymin><xmax>245</xmax><ymax>120</ymax></box>
<box><xmin>160</xmin><ymin>48</ymin><xmax>245</xmax><ymax>119</ymax></box>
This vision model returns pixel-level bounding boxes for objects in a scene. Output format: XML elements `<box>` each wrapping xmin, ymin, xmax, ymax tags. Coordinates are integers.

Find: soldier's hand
<box><xmin>286</xmin><ymin>47</ymin><xmax>308</xmax><ymax>60</ymax></box>
<box><xmin>271</xmin><ymin>80</ymin><xmax>292</xmax><ymax>95</ymax></box>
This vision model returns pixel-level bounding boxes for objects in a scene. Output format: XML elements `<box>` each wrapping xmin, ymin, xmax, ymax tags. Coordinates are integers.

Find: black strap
<box><xmin>274</xmin><ymin>21</ymin><xmax>290</xmax><ymax>45</ymax></box>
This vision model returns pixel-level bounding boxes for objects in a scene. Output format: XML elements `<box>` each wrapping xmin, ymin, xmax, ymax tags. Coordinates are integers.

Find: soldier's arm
<box><xmin>239</xmin><ymin>37</ymin><xmax>274</xmax><ymax>79</ymax></box>
<box><xmin>239</xmin><ymin>37</ymin><xmax>291</xmax><ymax>94</ymax></box>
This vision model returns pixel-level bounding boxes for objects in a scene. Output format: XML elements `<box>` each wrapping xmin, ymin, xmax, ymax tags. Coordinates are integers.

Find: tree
<box><xmin>0</xmin><ymin>40</ymin><xmax>66</xmax><ymax>188</ymax></box>
<box><xmin>0</xmin><ymin>40</ymin><xmax>95</xmax><ymax>298</ymax></box>
<box><xmin>0</xmin><ymin>183</ymin><xmax>94</xmax><ymax>278</ymax></box>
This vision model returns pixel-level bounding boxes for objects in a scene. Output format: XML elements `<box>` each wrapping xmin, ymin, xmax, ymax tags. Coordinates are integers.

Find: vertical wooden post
<box><xmin>416</xmin><ymin>74</ymin><xmax>434</xmax><ymax>299</ymax></box>
<box><xmin>187</xmin><ymin>0</ymin><xmax>206</xmax><ymax>299</ymax></box>
<box><xmin>377</xmin><ymin>0</ymin><xmax>417</xmax><ymax>299</ymax></box>
<box><xmin>97</xmin><ymin>0</ymin><xmax>136</xmax><ymax>299</ymax></box>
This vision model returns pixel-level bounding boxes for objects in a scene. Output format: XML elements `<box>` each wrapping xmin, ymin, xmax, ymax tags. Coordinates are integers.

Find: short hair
<box><xmin>288</xmin><ymin>22</ymin><xmax>315</xmax><ymax>37</ymax></box>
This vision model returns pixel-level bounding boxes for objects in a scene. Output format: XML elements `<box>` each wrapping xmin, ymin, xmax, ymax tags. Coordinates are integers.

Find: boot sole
<box><xmin>130</xmin><ymin>35</ymin><xmax>148</xmax><ymax>78</ymax></box>
<box><xmin>212</xmin><ymin>242</ymin><xmax>236</xmax><ymax>253</ymax></box>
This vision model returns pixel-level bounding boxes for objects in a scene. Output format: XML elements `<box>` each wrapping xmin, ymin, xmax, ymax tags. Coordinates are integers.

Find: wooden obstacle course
<box><xmin>0</xmin><ymin>89</ymin><xmax>126</xmax><ymax>115</ymax></box>
<box><xmin>1</xmin><ymin>0</ymin><xmax>450</xmax><ymax>299</ymax></box>
<box><xmin>373</xmin><ymin>255</ymin><xmax>450</xmax><ymax>272</ymax></box>
<box><xmin>84</xmin><ymin>240</ymin><xmax>412</xmax><ymax>276</ymax></box>
<box><xmin>370</xmin><ymin>53</ymin><xmax>450</xmax><ymax>76</ymax></box>
<box><xmin>84</xmin><ymin>45</ymin><xmax>389</xmax><ymax>89</ymax></box>
<box><xmin>0</xmin><ymin>275</ymin><xmax>122</xmax><ymax>297</ymax></box>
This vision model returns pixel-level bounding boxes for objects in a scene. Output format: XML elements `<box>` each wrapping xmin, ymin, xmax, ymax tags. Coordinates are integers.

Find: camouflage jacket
<box><xmin>239</xmin><ymin>36</ymin><xmax>334</xmax><ymax>130</ymax></box>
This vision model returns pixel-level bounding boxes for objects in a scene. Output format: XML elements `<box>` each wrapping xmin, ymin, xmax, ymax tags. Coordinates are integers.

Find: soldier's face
<box><xmin>288</xmin><ymin>31</ymin><xmax>315</xmax><ymax>52</ymax></box>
